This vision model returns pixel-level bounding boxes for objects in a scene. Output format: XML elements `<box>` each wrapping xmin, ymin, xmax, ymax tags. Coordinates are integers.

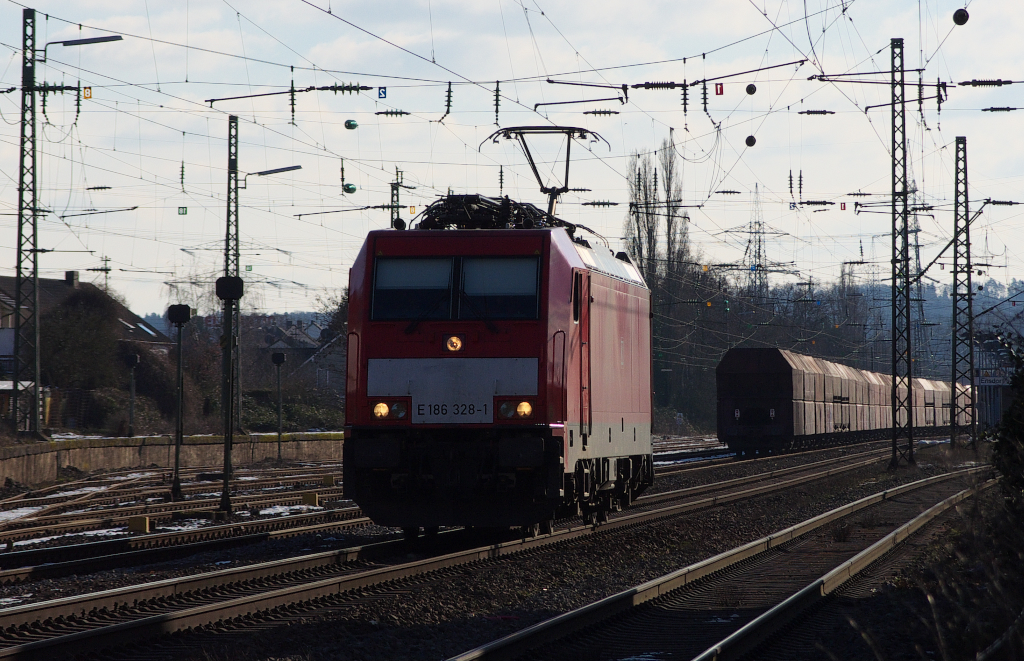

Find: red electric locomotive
<box><xmin>344</xmin><ymin>194</ymin><xmax>654</xmax><ymax>537</ymax></box>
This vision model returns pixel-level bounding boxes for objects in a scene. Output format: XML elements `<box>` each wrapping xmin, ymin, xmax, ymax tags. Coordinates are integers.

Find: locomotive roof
<box><xmin>382</xmin><ymin>193</ymin><xmax>648</xmax><ymax>288</ymax></box>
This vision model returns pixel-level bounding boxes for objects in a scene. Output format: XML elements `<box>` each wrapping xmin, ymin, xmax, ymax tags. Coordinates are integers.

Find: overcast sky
<box><xmin>1</xmin><ymin>0</ymin><xmax>1021</xmax><ymax>316</ymax></box>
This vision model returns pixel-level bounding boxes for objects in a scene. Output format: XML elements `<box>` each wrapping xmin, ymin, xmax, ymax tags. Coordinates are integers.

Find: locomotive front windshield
<box><xmin>372</xmin><ymin>258</ymin><xmax>453</xmax><ymax>320</ymax></box>
<box><xmin>372</xmin><ymin>256</ymin><xmax>539</xmax><ymax>320</ymax></box>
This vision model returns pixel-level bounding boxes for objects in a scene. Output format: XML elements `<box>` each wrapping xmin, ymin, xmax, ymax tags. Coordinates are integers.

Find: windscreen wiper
<box><xmin>404</xmin><ymin>291</ymin><xmax>451</xmax><ymax>334</ymax></box>
<box><xmin>458</xmin><ymin>290</ymin><xmax>500</xmax><ymax>334</ymax></box>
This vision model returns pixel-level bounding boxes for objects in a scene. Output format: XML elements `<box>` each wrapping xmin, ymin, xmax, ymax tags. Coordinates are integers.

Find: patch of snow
<box><xmin>258</xmin><ymin>505</ymin><xmax>324</xmax><ymax>516</ymax></box>
<box><xmin>0</xmin><ymin>595</ymin><xmax>33</xmax><ymax>607</ymax></box>
<box><xmin>108</xmin><ymin>472</ymin><xmax>157</xmax><ymax>481</ymax></box>
<box><xmin>0</xmin><ymin>507</ymin><xmax>44</xmax><ymax>522</ymax></box>
<box><xmin>654</xmin><ymin>453</ymin><xmax>733</xmax><ymax>466</ymax></box>
<box><xmin>50</xmin><ymin>486</ymin><xmax>108</xmax><ymax>498</ymax></box>
<box><xmin>13</xmin><ymin>527</ymin><xmax>127</xmax><ymax>547</ymax></box>
<box><xmin>158</xmin><ymin>521</ymin><xmax>206</xmax><ymax>532</ymax></box>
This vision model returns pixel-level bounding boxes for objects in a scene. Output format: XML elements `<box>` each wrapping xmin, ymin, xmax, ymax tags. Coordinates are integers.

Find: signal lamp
<box><xmin>516</xmin><ymin>401</ymin><xmax>533</xmax><ymax>418</ymax></box>
<box><xmin>373</xmin><ymin>402</ymin><xmax>390</xmax><ymax>419</ymax></box>
<box><xmin>345</xmin><ymin>119</ymin><xmax>359</xmax><ymax>130</ymax></box>
<box><xmin>343</xmin><ymin>183</ymin><xmax>357</xmax><ymax>194</ymax></box>
<box><xmin>168</xmin><ymin>304</ymin><xmax>191</xmax><ymax>325</ymax></box>
<box><xmin>746</xmin><ymin>84</ymin><xmax>757</xmax><ymax>95</ymax></box>
<box><xmin>953</xmin><ymin>8</ymin><xmax>969</xmax><ymax>25</ymax></box>
<box><xmin>745</xmin><ymin>135</ymin><xmax>757</xmax><ymax>147</ymax></box>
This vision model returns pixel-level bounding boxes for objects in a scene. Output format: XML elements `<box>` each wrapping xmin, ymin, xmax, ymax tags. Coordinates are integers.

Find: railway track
<box><xmin>0</xmin><ymin>464</ymin><xmax>345</xmax><ymax>543</ymax></box>
<box><xmin>448</xmin><ymin>467</ymin><xmax>991</xmax><ymax>661</ymax></box>
<box><xmin>0</xmin><ymin>448</ymin><xmax>913</xmax><ymax>659</ymax></box>
<box><xmin>0</xmin><ymin>443</ymin><xmax>892</xmax><ymax>585</ymax></box>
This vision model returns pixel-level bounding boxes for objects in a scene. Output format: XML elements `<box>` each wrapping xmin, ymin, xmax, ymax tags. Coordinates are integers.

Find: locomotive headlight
<box><xmin>498</xmin><ymin>400</ymin><xmax>534</xmax><ymax>419</ymax></box>
<box><xmin>390</xmin><ymin>402</ymin><xmax>408</xmax><ymax>419</ymax></box>
<box><xmin>445</xmin><ymin>335</ymin><xmax>463</xmax><ymax>352</ymax></box>
<box><xmin>373</xmin><ymin>402</ymin><xmax>390</xmax><ymax>419</ymax></box>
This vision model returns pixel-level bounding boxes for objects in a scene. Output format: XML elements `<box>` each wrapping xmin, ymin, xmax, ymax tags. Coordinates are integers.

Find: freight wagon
<box><xmin>717</xmin><ymin>347</ymin><xmax>970</xmax><ymax>454</ymax></box>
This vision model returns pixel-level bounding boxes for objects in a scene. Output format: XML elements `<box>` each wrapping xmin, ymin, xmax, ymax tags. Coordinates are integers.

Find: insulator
<box><xmin>681</xmin><ymin>82</ymin><xmax>688</xmax><ymax>114</ymax></box>
<box><xmin>583</xmin><ymin>109</ymin><xmax>619</xmax><ymax>115</ymax></box>
<box><xmin>701</xmin><ymin>81</ymin><xmax>708</xmax><ymax>112</ymax></box>
<box><xmin>632</xmin><ymin>81</ymin><xmax>678</xmax><ymax>89</ymax></box>
<box><xmin>582</xmin><ymin>201</ymin><xmax>619</xmax><ymax>207</ymax></box>
<box><xmin>319</xmin><ymin>83</ymin><xmax>372</xmax><ymax>94</ymax></box>
<box><xmin>982</xmin><ymin>107</ymin><xmax>1018</xmax><ymax>112</ymax></box>
<box><xmin>375</xmin><ymin>110</ymin><xmax>410</xmax><ymax>116</ymax></box>
<box><xmin>494</xmin><ymin>81</ymin><xmax>500</xmax><ymax>126</ymax></box>
<box><xmin>798</xmin><ymin>109</ymin><xmax>835</xmax><ymax>115</ymax></box>
<box><xmin>959</xmin><ymin>79</ymin><xmax>1012</xmax><ymax>86</ymax></box>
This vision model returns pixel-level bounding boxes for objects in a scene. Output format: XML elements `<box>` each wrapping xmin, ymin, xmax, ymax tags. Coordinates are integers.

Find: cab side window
<box><xmin>572</xmin><ymin>272</ymin><xmax>581</xmax><ymax>323</ymax></box>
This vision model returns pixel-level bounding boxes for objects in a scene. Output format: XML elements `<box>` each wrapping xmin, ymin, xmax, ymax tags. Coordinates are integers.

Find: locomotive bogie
<box><xmin>718</xmin><ymin>348</ymin><xmax>968</xmax><ymax>453</ymax></box>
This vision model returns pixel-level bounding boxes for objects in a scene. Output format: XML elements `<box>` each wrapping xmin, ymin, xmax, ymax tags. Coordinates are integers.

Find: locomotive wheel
<box><xmin>424</xmin><ymin>526</ymin><xmax>439</xmax><ymax>538</ymax></box>
<box><xmin>402</xmin><ymin>526</ymin><xmax>420</xmax><ymax>543</ymax></box>
<box><xmin>596</xmin><ymin>508</ymin><xmax>609</xmax><ymax>524</ymax></box>
<box><xmin>539</xmin><ymin>519</ymin><xmax>554</xmax><ymax>535</ymax></box>
<box><xmin>520</xmin><ymin>523</ymin><xmax>540</xmax><ymax>538</ymax></box>
<box><xmin>583</xmin><ymin>511</ymin><xmax>597</xmax><ymax>526</ymax></box>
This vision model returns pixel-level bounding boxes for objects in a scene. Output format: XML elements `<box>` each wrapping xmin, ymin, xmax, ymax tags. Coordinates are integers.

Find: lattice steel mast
<box><xmin>745</xmin><ymin>184</ymin><xmax>769</xmax><ymax>305</ymax></box>
<box><xmin>890</xmin><ymin>38</ymin><xmax>914</xmax><ymax>467</ymax></box>
<box><xmin>12</xmin><ymin>8</ymin><xmax>39</xmax><ymax>433</ymax></box>
<box><xmin>224</xmin><ymin>115</ymin><xmax>241</xmax><ymax>430</ymax></box>
<box><xmin>951</xmin><ymin>136</ymin><xmax>977</xmax><ymax>449</ymax></box>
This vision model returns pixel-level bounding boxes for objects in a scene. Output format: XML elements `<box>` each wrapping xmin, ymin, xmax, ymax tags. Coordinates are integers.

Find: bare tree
<box><xmin>660</xmin><ymin>137</ymin><xmax>686</xmax><ymax>284</ymax></box>
<box><xmin>624</xmin><ymin>151</ymin><xmax>661</xmax><ymax>287</ymax></box>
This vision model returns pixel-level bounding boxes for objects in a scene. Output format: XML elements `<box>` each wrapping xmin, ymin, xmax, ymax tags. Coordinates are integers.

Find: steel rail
<box><xmin>0</xmin><ymin>486</ymin><xmax>347</xmax><ymax>541</ymax></box>
<box><xmin>0</xmin><ymin>451</ymin><xmax>898</xmax><ymax>657</ymax></box>
<box><xmin>653</xmin><ymin>437</ymin><xmax>896</xmax><ymax>477</ymax></box>
<box><xmin>0</xmin><ymin>506</ymin><xmax>364</xmax><ymax>572</ymax></box>
<box><xmin>446</xmin><ymin>466</ymin><xmax>990</xmax><ymax>661</ymax></box>
<box><xmin>691</xmin><ymin>478</ymin><xmax>997</xmax><ymax>661</ymax></box>
<box><xmin>0</xmin><ymin>515</ymin><xmax>374</xmax><ymax>585</ymax></box>
<box><xmin>640</xmin><ymin>447</ymin><xmax>886</xmax><ymax>505</ymax></box>
<box><xmin>0</xmin><ymin>469</ymin><xmax>343</xmax><ymax>517</ymax></box>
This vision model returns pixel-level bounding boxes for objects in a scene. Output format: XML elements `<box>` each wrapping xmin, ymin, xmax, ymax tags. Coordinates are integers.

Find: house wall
<box><xmin>0</xmin><ymin>432</ymin><xmax>343</xmax><ymax>487</ymax></box>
